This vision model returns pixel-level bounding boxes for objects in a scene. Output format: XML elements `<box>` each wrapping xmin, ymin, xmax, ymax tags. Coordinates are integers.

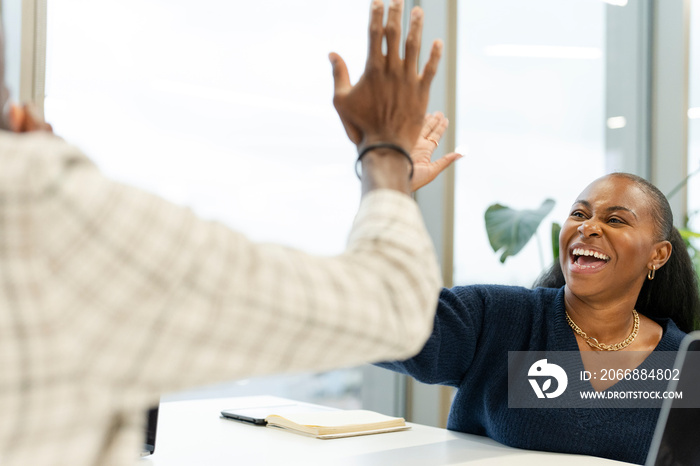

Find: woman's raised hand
<box><xmin>410</xmin><ymin>111</ymin><xmax>462</xmax><ymax>191</ymax></box>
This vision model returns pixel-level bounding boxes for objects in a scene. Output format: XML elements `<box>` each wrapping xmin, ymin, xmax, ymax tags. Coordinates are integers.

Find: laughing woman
<box><xmin>378</xmin><ymin>172</ymin><xmax>700</xmax><ymax>465</ymax></box>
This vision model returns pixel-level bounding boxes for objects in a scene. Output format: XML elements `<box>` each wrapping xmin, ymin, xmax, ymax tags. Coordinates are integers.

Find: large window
<box><xmin>45</xmin><ymin>0</ymin><xmax>367</xmax><ymax>255</ymax></box>
<box><xmin>689</xmin><ymin>2</ymin><xmax>700</xmax><ymax>229</ymax></box>
<box><xmin>453</xmin><ymin>0</ymin><xmax>607</xmax><ymax>286</ymax></box>
<box><xmin>1</xmin><ymin>0</ymin><xmax>22</xmax><ymax>100</ymax></box>
<box><xmin>687</xmin><ymin>0</ymin><xmax>700</xmax><ymax>267</ymax></box>
<box><xmin>11</xmin><ymin>0</ymin><xmax>692</xmax><ymax>423</ymax></box>
<box><xmin>44</xmin><ymin>0</ymin><xmax>373</xmax><ymax>409</ymax></box>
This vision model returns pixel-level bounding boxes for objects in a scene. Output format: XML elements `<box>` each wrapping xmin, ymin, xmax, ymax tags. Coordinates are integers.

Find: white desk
<box><xmin>139</xmin><ymin>396</ymin><xmax>632</xmax><ymax>465</ymax></box>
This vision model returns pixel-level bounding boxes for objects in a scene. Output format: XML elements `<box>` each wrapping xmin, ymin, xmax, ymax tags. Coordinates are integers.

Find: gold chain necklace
<box><xmin>565</xmin><ymin>309</ymin><xmax>639</xmax><ymax>351</ymax></box>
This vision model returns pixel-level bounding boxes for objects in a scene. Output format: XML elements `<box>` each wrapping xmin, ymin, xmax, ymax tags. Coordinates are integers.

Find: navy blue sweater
<box><xmin>377</xmin><ymin>285</ymin><xmax>686</xmax><ymax>465</ymax></box>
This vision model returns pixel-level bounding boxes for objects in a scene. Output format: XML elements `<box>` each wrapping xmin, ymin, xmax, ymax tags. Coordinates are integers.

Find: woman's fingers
<box><xmin>432</xmin><ymin>152</ymin><xmax>462</xmax><ymax>171</ymax></box>
<box><xmin>410</xmin><ymin>151</ymin><xmax>463</xmax><ymax>192</ymax></box>
<box><xmin>419</xmin><ymin>114</ymin><xmax>437</xmax><ymax>138</ymax></box>
<box><xmin>427</xmin><ymin>112</ymin><xmax>448</xmax><ymax>140</ymax></box>
<box><xmin>419</xmin><ymin>112</ymin><xmax>447</xmax><ymax>144</ymax></box>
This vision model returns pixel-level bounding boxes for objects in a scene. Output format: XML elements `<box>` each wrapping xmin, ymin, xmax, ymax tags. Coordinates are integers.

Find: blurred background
<box><xmin>2</xmin><ymin>0</ymin><xmax>698</xmax><ymax>427</ymax></box>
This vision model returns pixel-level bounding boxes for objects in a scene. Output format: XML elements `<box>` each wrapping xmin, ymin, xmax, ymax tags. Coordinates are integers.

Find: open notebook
<box><xmin>221</xmin><ymin>404</ymin><xmax>408</xmax><ymax>439</ymax></box>
<box><xmin>264</xmin><ymin>410</ymin><xmax>409</xmax><ymax>439</ymax></box>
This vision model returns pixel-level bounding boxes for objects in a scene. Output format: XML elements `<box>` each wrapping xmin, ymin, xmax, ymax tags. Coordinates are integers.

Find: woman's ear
<box><xmin>649</xmin><ymin>240</ymin><xmax>672</xmax><ymax>271</ymax></box>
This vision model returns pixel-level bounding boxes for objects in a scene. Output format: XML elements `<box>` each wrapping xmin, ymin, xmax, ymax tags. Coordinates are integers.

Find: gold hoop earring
<box><xmin>647</xmin><ymin>265</ymin><xmax>656</xmax><ymax>280</ymax></box>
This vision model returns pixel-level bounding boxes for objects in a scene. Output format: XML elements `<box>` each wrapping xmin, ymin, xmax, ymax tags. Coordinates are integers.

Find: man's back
<box><xmin>0</xmin><ymin>1</ymin><xmax>448</xmax><ymax>462</ymax></box>
<box><xmin>0</xmin><ymin>130</ymin><xmax>441</xmax><ymax>465</ymax></box>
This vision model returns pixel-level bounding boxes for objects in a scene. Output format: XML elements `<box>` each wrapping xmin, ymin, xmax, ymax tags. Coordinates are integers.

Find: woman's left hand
<box><xmin>410</xmin><ymin>111</ymin><xmax>462</xmax><ymax>192</ymax></box>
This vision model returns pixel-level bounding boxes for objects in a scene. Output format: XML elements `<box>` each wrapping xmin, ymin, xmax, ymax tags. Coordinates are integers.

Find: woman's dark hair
<box><xmin>533</xmin><ymin>173</ymin><xmax>700</xmax><ymax>333</ymax></box>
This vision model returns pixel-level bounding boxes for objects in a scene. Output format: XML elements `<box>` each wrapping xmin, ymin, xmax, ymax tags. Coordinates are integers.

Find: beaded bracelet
<box><xmin>354</xmin><ymin>143</ymin><xmax>414</xmax><ymax>180</ymax></box>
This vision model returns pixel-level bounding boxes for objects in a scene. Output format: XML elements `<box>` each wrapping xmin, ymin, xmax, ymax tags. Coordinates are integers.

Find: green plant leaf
<box><xmin>485</xmin><ymin>199</ymin><xmax>556</xmax><ymax>263</ymax></box>
<box><xmin>666</xmin><ymin>164</ymin><xmax>700</xmax><ymax>200</ymax></box>
<box><xmin>679</xmin><ymin>229</ymin><xmax>700</xmax><ymax>240</ymax></box>
<box><xmin>551</xmin><ymin>222</ymin><xmax>561</xmax><ymax>260</ymax></box>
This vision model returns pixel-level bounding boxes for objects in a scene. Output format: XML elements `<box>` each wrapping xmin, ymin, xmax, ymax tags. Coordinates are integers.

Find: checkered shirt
<box><xmin>0</xmin><ymin>131</ymin><xmax>441</xmax><ymax>466</ymax></box>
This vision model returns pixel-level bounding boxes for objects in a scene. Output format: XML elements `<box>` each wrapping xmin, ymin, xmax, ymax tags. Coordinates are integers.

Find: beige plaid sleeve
<box><xmin>27</xmin><ymin>133</ymin><xmax>442</xmax><ymax>398</ymax></box>
<box><xmin>1</xmin><ymin>132</ymin><xmax>442</xmax><ymax>465</ymax></box>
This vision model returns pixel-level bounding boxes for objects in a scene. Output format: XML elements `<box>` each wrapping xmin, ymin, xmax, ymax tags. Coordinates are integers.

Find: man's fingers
<box><xmin>385</xmin><ymin>0</ymin><xmax>404</xmax><ymax>68</ymax></box>
<box><xmin>337</xmin><ymin>0</ymin><xmax>442</xmax><ymax>152</ymax></box>
<box><xmin>329</xmin><ymin>53</ymin><xmax>351</xmax><ymax>95</ymax></box>
<box><xmin>404</xmin><ymin>6</ymin><xmax>424</xmax><ymax>71</ymax></box>
<box><xmin>329</xmin><ymin>52</ymin><xmax>362</xmax><ymax>144</ymax></box>
<box><xmin>421</xmin><ymin>39</ymin><xmax>443</xmax><ymax>87</ymax></box>
<box><xmin>366</xmin><ymin>0</ymin><xmax>385</xmax><ymax>70</ymax></box>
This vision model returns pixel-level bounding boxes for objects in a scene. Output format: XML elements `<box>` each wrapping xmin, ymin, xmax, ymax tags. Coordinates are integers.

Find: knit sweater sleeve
<box><xmin>376</xmin><ymin>286</ymin><xmax>487</xmax><ymax>387</ymax></box>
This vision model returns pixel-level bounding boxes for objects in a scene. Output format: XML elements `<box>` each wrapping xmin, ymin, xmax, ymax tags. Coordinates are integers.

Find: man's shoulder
<box><xmin>0</xmin><ymin>130</ymin><xmax>86</xmax><ymax>161</ymax></box>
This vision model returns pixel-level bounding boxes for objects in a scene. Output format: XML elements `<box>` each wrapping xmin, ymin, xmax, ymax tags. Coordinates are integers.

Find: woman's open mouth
<box><xmin>570</xmin><ymin>247</ymin><xmax>610</xmax><ymax>272</ymax></box>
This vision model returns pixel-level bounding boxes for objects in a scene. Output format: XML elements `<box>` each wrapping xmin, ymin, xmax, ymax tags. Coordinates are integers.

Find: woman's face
<box><xmin>559</xmin><ymin>175</ymin><xmax>663</xmax><ymax>302</ymax></box>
